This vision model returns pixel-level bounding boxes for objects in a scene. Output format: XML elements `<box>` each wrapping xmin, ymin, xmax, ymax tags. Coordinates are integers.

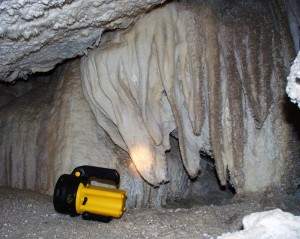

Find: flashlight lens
<box><xmin>53</xmin><ymin>174</ymin><xmax>80</xmax><ymax>216</ymax></box>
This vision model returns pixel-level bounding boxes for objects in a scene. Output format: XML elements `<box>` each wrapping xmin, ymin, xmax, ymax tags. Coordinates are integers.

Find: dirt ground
<box><xmin>1</xmin><ymin>187</ymin><xmax>299</xmax><ymax>239</ymax></box>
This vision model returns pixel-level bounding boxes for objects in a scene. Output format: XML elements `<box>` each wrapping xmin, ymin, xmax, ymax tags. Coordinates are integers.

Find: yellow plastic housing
<box><xmin>75</xmin><ymin>183</ymin><xmax>127</xmax><ymax>218</ymax></box>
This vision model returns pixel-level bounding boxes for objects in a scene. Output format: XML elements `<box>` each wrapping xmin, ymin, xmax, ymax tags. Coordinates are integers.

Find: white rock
<box><xmin>220</xmin><ymin>209</ymin><xmax>300</xmax><ymax>239</ymax></box>
<box><xmin>287</xmin><ymin>51</ymin><xmax>300</xmax><ymax>107</ymax></box>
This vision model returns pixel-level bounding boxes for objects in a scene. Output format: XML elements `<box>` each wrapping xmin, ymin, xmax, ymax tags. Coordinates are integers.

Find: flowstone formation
<box><xmin>81</xmin><ymin>1</ymin><xmax>295</xmax><ymax>192</ymax></box>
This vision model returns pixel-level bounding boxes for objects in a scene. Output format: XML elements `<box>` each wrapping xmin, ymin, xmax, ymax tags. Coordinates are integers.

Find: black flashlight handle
<box><xmin>82</xmin><ymin>212</ymin><xmax>112</xmax><ymax>223</ymax></box>
<box><xmin>71</xmin><ymin>165</ymin><xmax>120</xmax><ymax>186</ymax></box>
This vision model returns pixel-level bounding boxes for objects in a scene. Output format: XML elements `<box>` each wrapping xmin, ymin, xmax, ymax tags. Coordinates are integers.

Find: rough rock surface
<box><xmin>81</xmin><ymin>1</ymin><xmax>296</xmax><ymax>192</ymax></box>
<box><xmin>0</xmin><ymin>0</ymin><xmax>166</xmax><ymax>82</ymax></box>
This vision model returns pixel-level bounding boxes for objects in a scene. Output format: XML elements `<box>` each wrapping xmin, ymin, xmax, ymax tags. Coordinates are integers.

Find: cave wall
<box><xmin>81</xmin><ymin>0</ymin><xmax>296</xmax><ymax>192</ymax></box>
<box><xmin>0</xmin><ymin>59</ymin><xmax>192</xmax><ymax>208</ymax></box>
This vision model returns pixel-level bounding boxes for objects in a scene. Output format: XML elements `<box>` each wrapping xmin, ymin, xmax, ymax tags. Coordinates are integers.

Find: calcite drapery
<box><xmin>81</xmin><ymin>1</ymin><xmax>294</xmax><ymax>191</ymax></box>
<box><xmin>81</xmin><ymin>3</ymin><xmax>210</xmax><ymax>186</ymax></box>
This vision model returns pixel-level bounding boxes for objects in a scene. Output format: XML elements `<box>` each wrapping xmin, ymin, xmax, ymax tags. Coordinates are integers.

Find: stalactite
<box><xmin>221</xmin><ymin>25</ymin><xmax>245</xmax><ymax>188</ymax></box>
<box><xmin>203</xmin><ymin>6</ymin><xmax>226</xmax><ymax>186</ymax></box>
<box><xmin>184</xmin><ymin>10</ymin><xmax>205</xmax><ymax>136</ymax></box>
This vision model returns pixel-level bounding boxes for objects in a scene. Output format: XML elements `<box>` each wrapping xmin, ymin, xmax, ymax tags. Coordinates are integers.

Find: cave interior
<box><xmin>0</xmin><ymin>0</ymin><xmax>300</xmax><ymax>238</ymax></box>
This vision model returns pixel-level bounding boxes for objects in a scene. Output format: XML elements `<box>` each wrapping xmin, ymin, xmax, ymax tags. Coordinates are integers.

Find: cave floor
<box><xmin>1</xmin><ymin>187</ymin><xmax>300</xmax><ymax>239</ymax></box>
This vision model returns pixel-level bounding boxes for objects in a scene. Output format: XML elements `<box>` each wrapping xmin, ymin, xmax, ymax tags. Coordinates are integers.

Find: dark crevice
<box><xmin>164</xmin><ymin>151</ymin><xmax>235</xmax><ymax>209</ymax></box>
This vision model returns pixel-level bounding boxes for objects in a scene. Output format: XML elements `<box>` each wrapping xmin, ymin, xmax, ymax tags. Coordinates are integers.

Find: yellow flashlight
<box><xmin>53</xmin><ymin>165</ymin><xmax>127</xmax><ymax>222</ymax></box>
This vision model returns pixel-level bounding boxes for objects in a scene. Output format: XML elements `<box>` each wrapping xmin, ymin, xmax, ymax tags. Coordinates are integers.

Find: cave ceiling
<box><xmin>0</xmin><ymin>0</ymin><xmax>167</xmax><ymax>82</ymax></box>
<box><xmin>0</xmin><ymin>0</ymin><xmax>299</xmax><ymax>83</ymax></box>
